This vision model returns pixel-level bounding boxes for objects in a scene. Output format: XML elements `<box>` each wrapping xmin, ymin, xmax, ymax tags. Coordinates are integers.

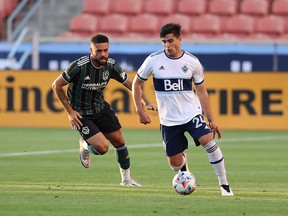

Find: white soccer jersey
<box><xmin>137</xmin><ymin>50</ymin><xmax>204</xmax><ymax>126</ymax></box>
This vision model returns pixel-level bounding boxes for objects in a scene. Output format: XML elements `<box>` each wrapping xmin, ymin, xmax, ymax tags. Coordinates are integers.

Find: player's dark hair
<box><xmin>160</xmin><ymin>23</ymin><xmax>181</xmax><ymax>38</ymax></box>
<box><xmin>91</xmin><ymin>34</ymin><xmax>109</xmax><ymax>44</ymax></box>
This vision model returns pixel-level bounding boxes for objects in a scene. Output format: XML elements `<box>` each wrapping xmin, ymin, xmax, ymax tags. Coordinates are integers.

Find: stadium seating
<box><xmin>0</xmin><ymin>0</ymin><xmax>19</xmax><ymax>38</ymax></box>
<box><xmin>55</xmin><ymin>0</ymin><xmax>288</xmax><ymax>40</ymax></box>
<box><xmin>208</xmin><ymin>0</ymin><xmax>238</xmax><ymax>16</ymax></box>
<box><xmin>127</xmin><ymin>13</ymin><xmax>159</xmax><ymax>38</ymax></box>
<box><xmin>254</xmin><ymin>15</ymin><xmax>285</xmax><ymax>38</ymax></box>
<box><xmin>272</xmin><ymin>0</ymin><xmax>288</xmax><ymax>38</ymax></box>
<box><xmin>272</xmin><ymin>0</ymin><xmax>288</xmax><ymax>16</ymax></box>
<box><xmin>208</xmin><ymin>0</ymin><xmax>239</xmax><ymax>31</ymax></box>
<box><xmin>159</xmin><ymin>14</ymin><xmax>193</xmax><ymax>36</ymax></box>
<box><xmin>144</xmin><ymin>0</ymin><xmax>175</xmax><ymax>16</ymax></box>
<box><xmin>82</xmin><ymin>0</ymin><xmax>111</xmax><ymax>16</ymax></box>
<box><xmin>240</xmin><ymin>0</ymin><xmax>270</xmax><ymax>17</ymax></box>
<box><xmin>112</xmin><ymin>0</ymin><xmax>144</xmax><ymax>16</ymax></box>
<box><xmin>223</xmin><ymin>14</ymin><xmax>255</xmax><ymax>39</ymax></box>
<box><xmin>68</xmin><ymin>14</ymin><xmax>98</xmax><ymax>37</ymax></box>
<box><xmin>191</xmin><ymin>14</ymin><xmax>221</xmax><ymax>37</ymax></box>
<box><xmin>98</xmin><ymin>14</ymin><xmax>129</xmax><ymax>38</ymax></box>
<box><xmin>177</xmin><ymin>0</ymin><xmax>207</xmax><ymax>16</ymax></box>
<box><xmin>0</xmin><ymin>0</ymin><xmax>19</xmax><ymax>18</ymax></box>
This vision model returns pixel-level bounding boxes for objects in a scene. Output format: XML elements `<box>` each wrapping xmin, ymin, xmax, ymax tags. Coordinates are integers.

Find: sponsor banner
<box><xmin>0</xmin><ymin>71</ymin><xmax>287</xmax><ymax>130</ymax></box>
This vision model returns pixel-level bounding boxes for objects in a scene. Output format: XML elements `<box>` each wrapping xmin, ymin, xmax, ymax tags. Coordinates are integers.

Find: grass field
<box><xmin>0</xmin><ymin>128</ymin><xmax>287</xmax><ymax>216</ymax></box>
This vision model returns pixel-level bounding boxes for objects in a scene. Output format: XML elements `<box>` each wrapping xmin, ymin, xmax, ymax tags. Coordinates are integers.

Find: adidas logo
<box><xmin>159</xmin><ymin>66</ymin><xmax>165</xmax><ymax>70</ymax></box>
<box><xmin>85</xmin><ymin>76</ymin><xmax>90</xmax><ymax>80</ymax></box>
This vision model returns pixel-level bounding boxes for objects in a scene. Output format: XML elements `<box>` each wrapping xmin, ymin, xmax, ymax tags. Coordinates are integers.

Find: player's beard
<box><xmin>93</xmin><ymin>56</ymin><xmax>108</xmax><ymax>65</ymax></box>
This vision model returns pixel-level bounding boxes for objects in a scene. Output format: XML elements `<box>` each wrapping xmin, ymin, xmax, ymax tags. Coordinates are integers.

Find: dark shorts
<box><xmin>77</xmin><ymin>103</ymin><xmax>122</xmax><ymax>140</ymax></box>
<box><xmin>161</xmin><ymin>114</ymin><xmax>211</xmax><ymax>156</ymax></box>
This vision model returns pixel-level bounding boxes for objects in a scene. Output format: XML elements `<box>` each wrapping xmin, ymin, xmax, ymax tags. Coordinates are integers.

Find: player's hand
<box><xmin>209</xmin><ymin>121</ymin><xmax>222</xmax><ymax>139</ymax></box>
<box><xmin>146</xmin><ymin>104</ymin><xmax>158</xmax><ymax>111</ymax></box>
<box><xmin>136</xmin><ymin>110</ymin><xmax>152</xmax><ymax>125</ymax></box>
<box><xmin>67</xmin><ymin>110</ymin><xmax>83</xmax><ymax>130</ymax></box>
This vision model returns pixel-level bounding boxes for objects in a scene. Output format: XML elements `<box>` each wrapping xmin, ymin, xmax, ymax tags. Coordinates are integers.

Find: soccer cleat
<box><xmin>79</xmin><ymin>138</ymin><xmax>90</xmax><ymax>168</ymax></box>
<box><xmin>220</xmin><ymin>185</ymin><xmax>234</xmax><ymax>196</ymax></box>
<box><xmin>120</xmin><ymin>179</ymin><xmax>142</xmax><ymax>187</ymax></box>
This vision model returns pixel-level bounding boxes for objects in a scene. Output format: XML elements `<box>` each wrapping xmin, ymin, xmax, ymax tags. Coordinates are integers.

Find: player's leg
<box><xmin>187</xmin><ymin>114</ymin><xmax>233</xmax><ymax>196</ymax></box>
<box><xmin>161</xmin><ymin>124</ymin><xmax>189</xmax><ymax>172</ymax></box>
<box><xmin>199</xmin><ymin>133</ymin><xmax>233</xmax><ymax>196</ymax></box>
<box><xmin>78</xmin><ymin>118</ymin><xmax>110</xmax><ymax>168</ymax></box>
<box><xmin>105</xmin><ymin>129</ymin><xmax>141</xmax><ymax>186</ymax></box>
<box><xmin>167</xmin><ymin>152</ymin><xmax>189</xmax><ymax>172</ymax></box>
<box><xmin>99</xmin><ymin>106</ymin><xmax>141</xmax><ymax>186</ymax></box>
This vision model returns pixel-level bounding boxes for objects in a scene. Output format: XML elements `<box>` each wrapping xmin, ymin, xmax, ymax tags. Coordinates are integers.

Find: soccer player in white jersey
<box><xmin>132</xmin><ymin>23</ymin><xmax>234</xmax><ymax>196</ymax></box>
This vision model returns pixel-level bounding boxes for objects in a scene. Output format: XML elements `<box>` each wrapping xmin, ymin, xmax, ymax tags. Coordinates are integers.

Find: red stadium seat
<box><xmin>208</xmin><ymin>0</ymin><xmax>239</xmax><ymax>31</ymax></box>
<box><xmin>0</xmin><ymin>0</ymin><xmax>18</xmax><ymax>17</ymax></box>
<box><xmin>224</xmin><ymin>14</ymin><xmax>255</xmax><ymax>38</ymax></box>
<box><xmin>208</xmin><ymin>0</ymin><xmax>238</xmax><ymax>16</ymax></box>
<box><xmin>191</xmin><ymin>14</ymin><xmax>221</xmax><ymax>37</ymax></box>
<box><xmin>82</xmin><ymin>0</ymin><xmax>111</xmax><ymax>15</ymax></box>
<box><xmin>160</xmin><ymin>14</ymin><xmax>193</xmax><ymax>36</ymax></box>
<box><xmin>177</xmin><ymin>0</ymin><xmax>207</xmax><ymax>16</ymax></box>
<box><xmin>144</xmin><ymin>0</ymin><xmax>175</xmax><ymax>16</ymax></box>
<box><xmin>272</xmin><ymin>0</ymin><xmax>288</xmax><ymax>16</ymax></box>
<box><xmin>57</xmin><ymin>31</ymin><xmax>85</xmax><ymax>39</ymax></box>
<box><xmin>255</xmin><ymin>15</ymin><xmax>285</xmax><ymax>38</ymax></box>
<box><xmin>128</xmin><ymin>14</ymin><xmax>159</xmax><ymax>38</ymax></box>
<box><xmin>99</xmin><ymin>14</ymin><xmax>129</xmax><ymax>37</ymax></box>
<box><xmin>69</xmin><ymin>14</ymin><xmax>99</xmax><ymax>37</ymax></box>
<box><xmin>240</xmin><ymin>0</ymin><xmax>269</xmax><ymax>17</ymax></box>
<box><xmin>112</xmin><ymin>0</ymin><xmax>144</xmax><ymax>16</ymax></box>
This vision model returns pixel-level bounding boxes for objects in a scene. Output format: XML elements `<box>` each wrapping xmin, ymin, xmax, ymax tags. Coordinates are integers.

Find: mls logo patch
<box><xmin>82</xmin><ymin>126</ymin><xmax>90</xmax><ymax>135</ymax></box>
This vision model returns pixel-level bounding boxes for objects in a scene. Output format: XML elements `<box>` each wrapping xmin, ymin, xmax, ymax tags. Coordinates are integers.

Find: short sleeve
<box><xmin>61</xmin><ymin>60</ymin><xmax>79</xmax><ymax>83</ymax></box>
<box><xmin>137</xmin><ymin>55</ymin><xmax>153</xmax><ymax>81</ymax></box>
<box><xmin>192</xmin><ymin>59</ymin><xmax>204</xmax><ymax>85</ymax></box>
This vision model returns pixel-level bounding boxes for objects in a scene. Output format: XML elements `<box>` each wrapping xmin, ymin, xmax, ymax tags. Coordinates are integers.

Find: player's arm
<box><xmin>52</xmin><ymin>75</ymin><xmax>83</xmax><ymax>129</ymax></box>
<box><xmin>132</xmin><ymin>77</ymin><xmax>153</xmax><ymax>125</ymax></box>
<box><xmin>123</xmin><ymin>76</ymin><xmax>157</xmax><ymax>111</ymax></box>
<box><xmin>195</xmin><ymin>83</ymin><xmax>221</xmax><ymax>139</ymax></box>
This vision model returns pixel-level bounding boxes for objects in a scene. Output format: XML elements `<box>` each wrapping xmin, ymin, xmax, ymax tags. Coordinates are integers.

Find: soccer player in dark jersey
<box><xmin>52</xmin><ymin>34</ymin><xmax>156</xmax><ymax>186</ymax></box>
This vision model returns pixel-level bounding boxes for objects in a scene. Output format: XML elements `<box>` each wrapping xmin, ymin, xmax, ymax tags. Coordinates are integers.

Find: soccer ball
<box><xmin>172</xmin><ymin>171</ymin><xmax>197</xmax><ymax>195</ymax></box>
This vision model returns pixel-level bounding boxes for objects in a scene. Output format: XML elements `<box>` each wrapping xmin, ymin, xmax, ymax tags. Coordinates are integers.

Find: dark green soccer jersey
<box><xmin>62</xmin><ymin>55</ymin><xmax>128</xmax><ymax>115</ymax></box>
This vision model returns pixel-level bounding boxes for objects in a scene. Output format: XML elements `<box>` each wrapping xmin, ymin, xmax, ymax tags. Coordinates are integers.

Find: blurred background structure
<box><xmin>0</xmin><ymin>0</ymin><xmax>288</xmax><ymax>71</ymax></box>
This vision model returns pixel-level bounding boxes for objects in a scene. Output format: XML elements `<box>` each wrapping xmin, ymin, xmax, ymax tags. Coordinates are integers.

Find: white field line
<box><xmin>0</xmin><ymin>135</ymin><xmax>288</xmax><ymax>157</ymax></box>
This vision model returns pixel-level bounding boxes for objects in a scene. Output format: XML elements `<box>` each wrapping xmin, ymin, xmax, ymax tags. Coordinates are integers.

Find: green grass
<box><xmin>0</xmin><ymin>128</ymin><xmax>287</xmax><ymax>215</ymax></box>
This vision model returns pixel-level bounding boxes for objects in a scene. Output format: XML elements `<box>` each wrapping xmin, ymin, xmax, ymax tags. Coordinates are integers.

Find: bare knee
<box><xmin>87</xmin><ymin>133</ymin><xmax>110</xmax><ymax>154</ymax></box>
<box><xmin>168</xmin><ymin>153</ymin><xmax>186</xmax><ymax>171</ymax></box>
<box><xmin>96</xmin><ymin>141</ymin><xmax>110</xmax><ymax>154</ymax></box>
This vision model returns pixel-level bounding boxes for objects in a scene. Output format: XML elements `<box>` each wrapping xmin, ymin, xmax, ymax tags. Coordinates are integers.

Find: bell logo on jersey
<box><xmin>164</xmin><ymin>79</ymin><xmax>184</xmax><ymax>91</ymax></box>
<box><xmin>153</xmin><ymin>77</ymin><xmax>192</xmax><ymax>92</ymax></box>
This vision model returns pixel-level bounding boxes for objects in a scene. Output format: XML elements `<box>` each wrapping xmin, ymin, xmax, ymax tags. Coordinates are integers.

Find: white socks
<box><xmin>119</xmin><ymin>167</ymin><xmax>131</xmax><ymax>181</ymax></box>
<box><xmin>204</xmin><ymin>140</ymin><xmax>228</xmax><ymax>186</ymax></box>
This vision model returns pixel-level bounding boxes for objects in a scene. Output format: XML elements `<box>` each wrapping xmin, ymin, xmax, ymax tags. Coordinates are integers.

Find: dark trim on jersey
<box><xmin>153</xmin><ymin>77</ymin><xmax>193</xmax><ymax>92</ymax></box>
<box><xmin>194</xmin><ymin>79</ymin><xmax>204</xmax><ymax>85</ymax></box>
<box><xmin>137</xmin><ymin>73</ymin><xmax>147</xmax><ymax>81</ymax></box>
<box><xmin>164</xmin><ymin>50</ymin><xmax>185</xmax><ymax>60</ymax></box>
<box><xmin>184</xmin><ymin>51</ymin><xmax>198</xmax><ymax>60</ymax></box>
<box><xmin>150</xmin><ymin>50</ymin><xmax>164</xmax><ymax>57</ymax></box>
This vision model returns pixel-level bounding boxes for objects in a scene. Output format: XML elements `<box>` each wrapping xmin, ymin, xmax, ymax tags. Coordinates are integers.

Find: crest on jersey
<box><xmin>181</xmin><ymin>65</ymin><xmax>189</xmax><ymax>73</ymax></box>
<box><xmin>102</xmin><ymin>70</ymin><xmax>109</xmax><ymax>81</ymax></box>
